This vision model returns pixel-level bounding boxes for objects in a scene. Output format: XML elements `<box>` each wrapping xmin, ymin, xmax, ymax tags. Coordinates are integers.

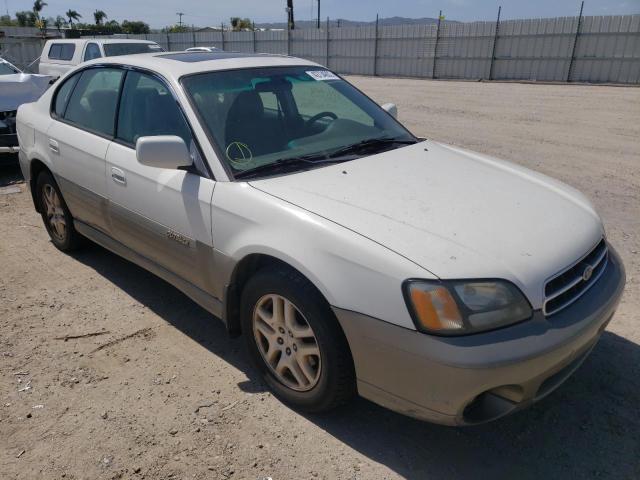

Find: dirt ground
<box><xmin>1</xmin><ymin>77</ymin><xmax>639</xmax><ymax>480</ymax></box>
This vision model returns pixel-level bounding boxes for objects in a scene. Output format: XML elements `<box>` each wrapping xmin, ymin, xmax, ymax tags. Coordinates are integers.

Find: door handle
<box><xmin>111</xmin><ymin>167</ymin><xmax>126</xmax><ymax>185</ymax></box>
<box><xmin>48</xmin><ymin>139</ymin><xmax>59</xmax><ymax>154</ymax></box>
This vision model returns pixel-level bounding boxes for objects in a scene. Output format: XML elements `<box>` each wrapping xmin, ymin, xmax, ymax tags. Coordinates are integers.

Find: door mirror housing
<box><xmin>381</xmin><ymin>103</ymin><xmax>398</xmax><ymax>119</ymax></box>
<box><xmin>135</xmin><ymin>135</ymin><xmax>192</xmax><ymax>169</ymax></box>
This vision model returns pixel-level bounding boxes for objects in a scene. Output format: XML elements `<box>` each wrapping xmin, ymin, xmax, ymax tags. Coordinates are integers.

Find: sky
<box><xmin>4</xmin><ymin>0</ymin><xmax>639</xmax><ymax>28</ymax></box>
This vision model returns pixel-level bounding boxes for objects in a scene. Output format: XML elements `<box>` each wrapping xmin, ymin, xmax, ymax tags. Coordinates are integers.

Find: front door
<box><xmin>106</xmin><ymin>70</ymin><xmax>217</xmax><ymax>294</ymax></box>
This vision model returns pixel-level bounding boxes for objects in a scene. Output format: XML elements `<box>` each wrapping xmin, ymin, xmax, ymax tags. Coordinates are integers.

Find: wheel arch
<box><xmin>29</xmin><ymin>158</ymin><xmax>52</xmax><ymax>213</ymax></box>
<box><xmin>223</xmin><ymin>253</ymin><xmax>335</xmax><ymax>338</ymax></box>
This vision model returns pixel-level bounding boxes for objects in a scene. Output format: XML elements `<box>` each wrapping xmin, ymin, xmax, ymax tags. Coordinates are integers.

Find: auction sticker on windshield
<box><xmin>306</xmin><ymin>70</ymin><xmax>340</xmax><ymax>81</ymax></box>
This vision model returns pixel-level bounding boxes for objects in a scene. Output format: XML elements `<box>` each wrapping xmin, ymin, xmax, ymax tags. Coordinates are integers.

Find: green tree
<box><xmin>103</xmin><ymin>19</ymin><xmax>121</xmax><ymax>33</ymax></box>
<box><xmin>230</xmin><ymin>17</ymin><xmax>253</xmax><ymax>31</ymax></box>
<box><xmin>166</xmin><ymin>24</ymin><xmax>189</xmax><ymax>33</ymax></box>
<box><xmin>93</xmin><ymin>10</ymin><xmax>107</xmax><ymax>26</ymax></box>
<box><xmin>121</xmin><ymin>20</ymin><xmax>149</xmax><ymax>34</ymax></box>
<box><xmin>66</xmin><ymin>9</ymin><xmax>81</xmax><ymax>27</ymax></box>
<box><xmin>32</xmin><ymin>0</ymin><xmax>47</xmax><ymax>19</ymax></box>
<box><xmin>53</xmin><ymin>15</ymin><xmax>66</xmax><ymax>32</ymax></box>
<box><xmin>16</xmin><ymin>10</ymin><xmax>37</xmax><ymax>27</ymax></box>
<box><xmin>0</xmin><ymin>15</ymin><xmax>17</xmax><ymax>26</ymax></box>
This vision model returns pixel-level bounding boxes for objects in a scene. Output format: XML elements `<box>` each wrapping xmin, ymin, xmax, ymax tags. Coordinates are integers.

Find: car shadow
<box><xmin>69</xmin><ymin>241</ymin><xmax>639</xmax><ymax>480</ymax></box>
<box><xmin>0</xmin><ymin>161</ymin><xmax>23</xmax><ymax>187</ymax></box>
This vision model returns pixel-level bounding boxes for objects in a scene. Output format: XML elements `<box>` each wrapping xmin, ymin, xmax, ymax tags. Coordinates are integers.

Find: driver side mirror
<box><xmin>381</xmin><ymin>103</ymin><xmax>398</xmax><ymax>119</ymax></box>
<box><xmin>136</xmin><ymin>135</ymin><xmax>192</xmax><ymax>169</ymax></box>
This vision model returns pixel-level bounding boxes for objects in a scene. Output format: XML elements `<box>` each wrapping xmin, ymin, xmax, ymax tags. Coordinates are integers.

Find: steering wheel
<box><xmin>305</xmin><ymin>111</ymin><xmax>338</xmax><ymax>130</ymax></box>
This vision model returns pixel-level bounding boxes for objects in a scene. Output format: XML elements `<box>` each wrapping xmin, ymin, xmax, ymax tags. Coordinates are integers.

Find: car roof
<box><xmin>44</xmin><ymin>38</ymin><xmax>158</xmax><ymax>45</ymax></box>
<box><xmin>81</xmin><ymin>50</ymin><xmax>321</xmax><ymax>80</ymax></box>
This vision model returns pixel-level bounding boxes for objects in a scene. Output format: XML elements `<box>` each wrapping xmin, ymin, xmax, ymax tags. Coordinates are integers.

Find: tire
<box><xmin>241</xmin><ymin>266</ymin><xmax>356</xmax><ymax>412</ymax></box>
<box><xmin>36</xmin><ymin>170</ymin><xmax>83</xmax><ymax>252</ymax></box>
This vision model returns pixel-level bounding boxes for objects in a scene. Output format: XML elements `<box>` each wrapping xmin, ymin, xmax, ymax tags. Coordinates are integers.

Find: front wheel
<box><xmin>241</xmin><ymin>267</ymin><xmax>356</xmax><ymax>412</ymax></box>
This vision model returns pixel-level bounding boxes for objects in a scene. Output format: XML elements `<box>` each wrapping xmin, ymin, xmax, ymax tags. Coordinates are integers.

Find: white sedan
<box><xmin>185</xmin><ymin>46</ymin><xmax>220</xmax><ymax>52</ymax></box>
<box><xmin>16</xmin><ymin>51</ymin><xmax>625</xmax><ymax>425</ymax></box>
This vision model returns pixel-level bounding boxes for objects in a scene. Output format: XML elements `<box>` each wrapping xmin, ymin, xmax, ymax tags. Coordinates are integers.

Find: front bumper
<box><xmin>334</xmin><ymin>245</ymin><xmax>626</xmax><ymax>426</ymax></box>
<box><xmin>1</xmin><ymin>110</ymin><xmax>19</xmax><ymax>155</ymax></box>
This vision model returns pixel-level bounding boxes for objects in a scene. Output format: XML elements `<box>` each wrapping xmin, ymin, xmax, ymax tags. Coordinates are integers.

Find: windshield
<box><xmin>0</xmin><ymin>62</ymin><xmax>19</xmax><ymax>75</ymax></box>
<box><xmin>182</xmin><ymin>66</ymin><xmax>415</xmax><ymax>178</ymax></box>
<box><xmin>103</xmin><ymin>43</ymin><xmax>163</xmax><ymax>57</ymax></box>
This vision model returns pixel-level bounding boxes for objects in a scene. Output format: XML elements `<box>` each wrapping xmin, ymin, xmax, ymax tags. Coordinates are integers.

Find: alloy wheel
<box><xmin>42</xmin><ymin>184</ymin><xmax>66</xmax><ymax>242</ymax></box>
<box><xmin>252</xmin><ymin>294</ymin><xmax>322</xmax><ymax>391</ymax></box>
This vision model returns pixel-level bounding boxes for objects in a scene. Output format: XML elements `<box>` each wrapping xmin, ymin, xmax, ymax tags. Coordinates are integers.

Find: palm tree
<box><xmin>93</xmin><ymin>10</ymin><xmax>107</xmax><ymax>26</ymax></box>
<box><xmin>53</xmin><ymin>15</ymin><xmax>66</xmax><ymax>33</ymax></box>
<box><xmin>66</xmin><ymin>9</ymin><xmax>81</xmax><ymax>27</ymax></box>
<box><xmin>32</xmin><ymin>0</ymin><xmax>47</xmax><ymax>19</ymax></box>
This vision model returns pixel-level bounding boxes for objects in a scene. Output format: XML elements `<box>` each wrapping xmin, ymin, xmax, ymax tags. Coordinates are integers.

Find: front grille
<box><xmin>543</xmin><ymin>238</ymin><xmax>608</xmax><ymax>316</ymax></box>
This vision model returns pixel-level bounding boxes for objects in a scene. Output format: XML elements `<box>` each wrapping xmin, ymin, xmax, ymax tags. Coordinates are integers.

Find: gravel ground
<box><xmin>1</xmin><ymin>78</ymin><xmax>639</xmax><ymax>480</ymax></box>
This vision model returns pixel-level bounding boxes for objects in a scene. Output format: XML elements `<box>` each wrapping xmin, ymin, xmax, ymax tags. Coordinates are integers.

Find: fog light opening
<box><xmin>463</xmin><ymin>385</ymin><xmax>522</xmax><ymax>424</ymax></box>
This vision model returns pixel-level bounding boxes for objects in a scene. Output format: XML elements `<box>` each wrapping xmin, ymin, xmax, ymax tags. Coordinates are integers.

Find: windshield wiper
<box><xmin>234</xmin><ymin>154</ymin><xmax>348</xmax><ymax>180</ymax></box>
<box><xmin>328</xmin><ymin>137</ymin><xmax>417</xmax><ymax>158</ymax></box>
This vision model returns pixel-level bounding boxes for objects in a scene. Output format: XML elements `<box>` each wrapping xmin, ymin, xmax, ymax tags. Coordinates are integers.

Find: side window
<box><xmin>52</xmin><ymin>73</ymin><xmax>80</xmax><ymax>117</ymax></box>
<box><xmin>116</xmin><ymin>71</ymin><xmax>191</xmax><ymax>146</ymax></box>
<box><xmin>48</xmin><ymin>43</ymin><xmax>75</xmax><ymax>61</ymax></box>
<box><xmin>48</xmin><ymin>44</ymin><xmax>61</xmax><ymax>60</ymax></box>
<box><xmin>64</xmin><ymin>68</ymin><xmax>124</xmax><ymax>137</ymax></box>
<box><xmin>83</xmin><ymin>43</ymin><xmax>101</xmax><ymax>61</ymax></box>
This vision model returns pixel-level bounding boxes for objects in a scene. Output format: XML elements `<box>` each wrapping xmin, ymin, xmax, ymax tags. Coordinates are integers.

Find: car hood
<box><xmin>249</xmin><ymin>141</ymin><xmax>604</xmax><ymax>308</ymax></box>
<box><xmin>0</xmin><ymin>73</ymin><xmax>52</xmax><ymax>111</ymax></box>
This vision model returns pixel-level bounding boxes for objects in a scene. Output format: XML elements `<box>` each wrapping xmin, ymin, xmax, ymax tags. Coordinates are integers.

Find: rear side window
<box><xmin>103</xmin><ymin>43</ymin><xmax>163</xmax><ymax>57</ymax></box>
<box><xmin>53</xmin><ymin>73</ymin><xmax>80</xmax><ymax>117</ymax></box>
<box><xmin>116</xmin><ymin>71</ymin><xmax>191</xmax><ymax>145</ymax></box>
<box><xmin>64</xmin><ymin>68</ymin><xmax>124</xmax><ymax>137</ymax></box>
<box><xmin>48</xmin><ymin>43</ymin><xmax>76</xmax><ymax>61</ymax></box>
<box><xmin>83</xmin><ymin>43</ymin><xmax>102</xmax><ymax>61</ymax></box>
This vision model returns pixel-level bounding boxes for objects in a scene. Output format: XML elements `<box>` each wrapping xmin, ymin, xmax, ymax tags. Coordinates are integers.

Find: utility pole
<box><xmin>287</xmin><ymin>0</ymin><xmax>295</xmax><ymax>30</ymax></box>
<box><xmin>176</xmin><ymin>12</ymin><xmax>184</xmax><ymax>27</ymax></box>
<box><xmin>317</xmin><ymin>0</ymin><xmax>320</xmax><ymax>29</ymax></box>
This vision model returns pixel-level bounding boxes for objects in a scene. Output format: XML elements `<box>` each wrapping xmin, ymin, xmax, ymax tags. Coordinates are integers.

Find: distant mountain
<box><xmin>255</xmin><ymin>16</ymin><xmax>458</xmax><ymax>30</ymax></box>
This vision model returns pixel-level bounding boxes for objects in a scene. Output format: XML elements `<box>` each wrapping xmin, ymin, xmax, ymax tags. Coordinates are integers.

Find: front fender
<box><xmin>211</xmin><ymin>182</ymin><xmax>434</xmax><ymax>330</ymax></box>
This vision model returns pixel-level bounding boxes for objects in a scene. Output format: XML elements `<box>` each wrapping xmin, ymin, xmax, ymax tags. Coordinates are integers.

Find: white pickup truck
<box><xmin>38</xmin><ymin>39</ymin><xmax>163</xmax><ymax>79</ymax></box>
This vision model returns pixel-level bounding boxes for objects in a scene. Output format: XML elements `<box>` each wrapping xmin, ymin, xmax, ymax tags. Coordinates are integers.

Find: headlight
<box><xmin>403</xmin><ymin>279</ymin><xmax>532</xmax><ymax>335</ymax></box>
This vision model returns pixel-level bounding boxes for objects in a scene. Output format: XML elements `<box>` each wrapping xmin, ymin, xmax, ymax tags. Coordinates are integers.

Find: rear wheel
<box><xmin>241</xmin><ymin>266</ymin><xmax>356</xmax><ymax>412</ymax></box>
<box><xmin>36</xmin><ymin>171</ymin><xmax>83</xmax><ymax>252</ymax></box>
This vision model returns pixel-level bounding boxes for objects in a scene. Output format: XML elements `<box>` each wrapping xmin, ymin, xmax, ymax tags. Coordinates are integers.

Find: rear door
<box><xmin>106</xmin><ymin>70</ymin><xmax>217</xmax><ymax>293</ymax></box>
<box><xmin>47</xmin><ymin>67</ymin><xmax>125</xmax><ymax>233</ymax></box>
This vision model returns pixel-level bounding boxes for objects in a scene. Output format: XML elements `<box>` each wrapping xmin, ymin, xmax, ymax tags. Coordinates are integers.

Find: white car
<box><xmin>185</xmin><ymin>46</ymin><xmax>220</xmax><ymax>52</ymax></box>
<box><xmin>1</xmin><ymin>57</ymin><xmax>51</xmax><ymax>157</ymax></box>
<box><xmin>38</xmin><ymin>39</ymin><xmax>163</xmax><ymax>79</ymax></box>
<box><xmin>16</xmin><ymin>51</ymin><xmax>625</xmax><ymax>425</ymax></box>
